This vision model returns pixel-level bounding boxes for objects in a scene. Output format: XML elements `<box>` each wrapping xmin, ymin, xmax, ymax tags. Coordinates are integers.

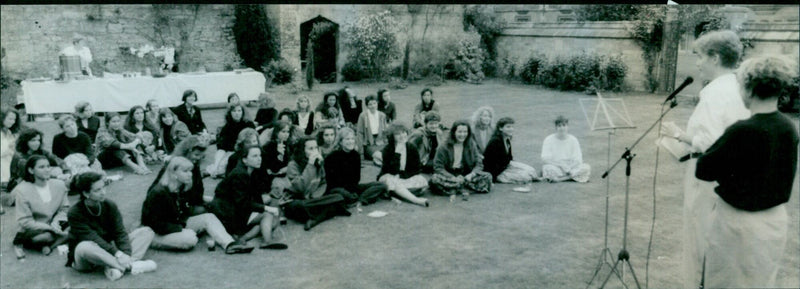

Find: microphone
<box><xmin>663</xmin><ymin>77</ymin><xmax>693</xmax><ymax>105</ymax></box>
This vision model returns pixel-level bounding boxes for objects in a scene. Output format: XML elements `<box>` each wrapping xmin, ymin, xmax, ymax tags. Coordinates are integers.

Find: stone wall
<box><xmin>496</xmin><ymin>21</ymin><xmax>648</xmax><ymax>91</ymax></box>
<box><xmin>1</xmin><ymin>4</ymin><xmax>242</xmax><ymax>79</ymax></box>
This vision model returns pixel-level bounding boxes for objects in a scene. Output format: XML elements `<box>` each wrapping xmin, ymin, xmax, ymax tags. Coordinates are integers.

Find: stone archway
<box><xmin>301</xmin><ymin>16</ymin><xmax>338</xmax><ymax>83</ymax></box>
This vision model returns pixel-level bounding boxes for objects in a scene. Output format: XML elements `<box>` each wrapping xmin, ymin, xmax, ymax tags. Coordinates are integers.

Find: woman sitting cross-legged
<box><xmin>324</xmin><ymin>127</ymin><xmax>389</xmax><ymax>207</ymax></box>
<box><xmin>11</xmin><ymin>155</ymin><xmax>70</xmax><ymax>259</ymax></box>
<box><xmin>124</xmin><ymin>105</ymin><xmax>161</xmax><ymax>163</ymax></box>
<box><xmin>314</xmin><ymin>92</ymin><xmax>345</xmax><ymax>130</ymax></box>
<box><xmin>430</xmin><ymin>120</ymin><xmax>493</xmax><ymax>201</ymax></box>
<box><xmin>540</xmin><ymin>116</ymin><xmax>591</xmax><ymax>183</ymax></box>
<box><xmin>261</xmin><ymin>121</ymin><xmax>296</xmax><ymax>197</ymax></box>
<box><xmin>156</xmin><ymin>108</ymin><xmax>187</xmax><ymax>155</ymax></box>
<box><xmin>96</xmin><ymin>112</ymin><xmax>151</xmax><ymax>175</ymax></box>
<box><xmin>378</xmin><ymin>123</ymin><xmax>430</xmax><ymax>207</ymax></box>
<box><xmin>470</xmin><ymin>106</ymin><xmax>495</xmax><ymax>154</ymax></box>
<box><xmin>355</xmin><ymin>95</ymin><xmax>388</xmax><ymax>165</ymax></box>
<box><xmin>483</xmin><ymin>117</ymin><xmax>541</xmax><ymax>184</ymax></box>
<box><xmin>74</xmin><ymin>101</ymin><xmax>101</xmax><ymax>142</ymax></box>
<box><xmin>141</xmin><ymin>157</ymin><xmax>253</xmax><ymax>254</ymax></box>
<box><xmin>66</xmin><ymin>172</ymin><xmax>157</xmax><ymax>281</ymax></box>
<box><xmin>225</xmin><ymin>128</ymin><xmax>260</xmax><ymax>177</ymax></box>
<box><xmin>207</xmin><ymin>103</ymin><xmax>255</xmax><ymax>178</ymax></box>
<box><xmin>9</xmin><ymin>128</ymin><xmax>68</xmax><ymax>192</ymax></box>
<box><xmin>52</xmin><ymin>114</ymin><xmax>104</xmax><ymax>178</ymax></box>
<box><xmin>284</xmin><ymin>136</ymin><xmax>351</xmax><ymax>231</ymax></box>
<box><xmin>208</xmin><ymin>145</ymin><xmax>287</xmax><ymax>250</ymax></box>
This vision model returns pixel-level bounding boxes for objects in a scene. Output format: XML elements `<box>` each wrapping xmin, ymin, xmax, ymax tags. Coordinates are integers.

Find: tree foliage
<box><xmin>233</xmin><ymin>5</ymin><xmax>280</xmax><ymax>72</ymax></box>
<box><xmin>463</xmin><ymin>5</ymin><xmax>505</xmax><ymax>77</ymax></box>
<box><xmin>346</xmin><ymin>10</ymin><xmax>401</xmax><ymax>80</ymax></box>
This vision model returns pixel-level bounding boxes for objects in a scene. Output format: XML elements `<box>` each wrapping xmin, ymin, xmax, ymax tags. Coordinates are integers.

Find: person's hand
<box><xmin>277</xmin><ymin>143</ymin><xmax>286</xmax><ymax>155</ymax></box>
<box><xmin>115</xmin><ymin>251</ymin><xmax>132</xmax><ymax>268</ymax></box>
<box><xmin>50</xmin><ymin>220</ymin><xmax>65</xmax><ymax>235</ymax></box>
<box><xmin>277</xmin><ymin>167</ymin><xmax>288</xmax><ymax>174</ymax></box>
<box><xmin>465</xmin><ymin>173</ymin><xmax>474</xmax><ymax>182</ymax></box>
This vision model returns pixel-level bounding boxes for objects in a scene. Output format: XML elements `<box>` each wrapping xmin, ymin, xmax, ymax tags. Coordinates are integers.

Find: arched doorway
<box><xmin>301</xmin><ymin>16</ymin><xmax>338</xmax><ymax>83</ymax></box>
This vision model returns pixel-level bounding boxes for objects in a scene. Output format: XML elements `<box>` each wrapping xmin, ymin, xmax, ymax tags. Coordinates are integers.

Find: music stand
<box><xmin>579</xmin><ymin>93</ymin><xmax>635</xmax><ymax>289</ymax></box>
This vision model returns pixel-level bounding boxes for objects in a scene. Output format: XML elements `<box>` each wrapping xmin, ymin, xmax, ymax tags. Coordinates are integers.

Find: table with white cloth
<box><xmin>20</xmin><ymin>71</ymin><xmax>266</xmax><ymax>114</ymax></box>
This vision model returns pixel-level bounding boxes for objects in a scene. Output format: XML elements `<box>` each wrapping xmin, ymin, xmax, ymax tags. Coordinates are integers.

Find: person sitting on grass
<box><xmin>355</xmin><ymin>95</ymin><xmax>388</xmax><ymax>165</ymax></box>
<box><xmin>470</xmin><ymin>106</ymin><xmax>495</xmax><ymax>154</ymax></box>
<box><xmin>52</xmin><ymin>114</ymin><xmax>106</xmax><ymax>182</ymax></box>
<box><xmin>338</xmin><ymin>86</ymin><xmax>363</xmax><ymax>127</ymax></box>
<box><xmin>124</xmin><ymin>105</ymin><xmax>161</xmax><ymax>163</ymax></box>
<box><xmin>2</xmin><ymin>107</ymin><xmax>23</xmax><ymax>191</ymax></box>
<box><xmin>225</xmin><ymin>128</ymin><xmax>261</xmax><ymax>177</ymax></box>
<box><xmin>208</xmin><ymin>145</ymin><xmax>287</xmax><ymax>250</ymax></box>
<box><xmin>314</xmin><ymin>92</ymin><xmax>345</xmax><ymax>130</ymax></box>
<box><xmin>540</xmin><ymin>116</ymin><xmax>591</xmax><ymax>183</ymax></box>
<box><xmin>254</xmin><ymin>92</ymin><xmax>278</xmax><ymax>133</ymax></box>
<box><xmin>96</xmin><ymin>112</ymin><xmax>151</xmax><ymax>175</ymax></box>
<box><xmin>171</xmin><ymin>89</ymin><xmax>207</xmax><ymax>136</ymax></box>
<box><xmin>293</xmin><ymin>95</ymin><xmax>316</xmax><ymax>136</ymax></box>
<box><xmin>74</xmin><ymin>101</ymin><xmax>101</xmax><ymax>141</ymax></box>
<box><xmin>261</xmin><ymin>121</ymin><xmax>296</xmax><ymax>197</ymax></box>
<box><xmin>144</xmin><ymin>99</ymin><xmax>161</xmax><ymax>133</ymax></box>
<box><xmin>66</xmin><ymin>172</ymin><xmax>157</xmax><ymax>281</ymax></box>
<box><xmin>284</xmin><ymin>136</ymin><xmax>351</xmax><ymax>231</ymax></box>
<box><xmin>412</xmin><ymin>88</ymin><xmax>440</xmax><ymax>129</ymax></box>
<box><xmin>325</xmin><ymin>127</ymin><xmax>389</xmax><ymax>207</ymax></box>
<box><xmin>378</xmin><ymin>123</ymin><xmax>430</xmax><ymax>207</ymax></box>
<box><xmin>430</xmin><ymin>120</ymin><xmax>493</xmax><ymax>201</ymax></box>
<box><xmin>483</xmin><ymin>117</ymin><xmax>541</xmax><ymax>184</ymax></box>
<box><xmin>9</xmin><ymin>128</ymin><xmax>67</xmax><ymax>192</ymax></box>
<box><xmin>12</xmin><ymin>155</ymin><xmax>70</xmax><ymax>260</ymax></box>
<box><xmin>207</xmin><ymin>103</ymin><xmax>255</xmax><ymax>178</ymax></box>
<box><xmin>152</xmin><ymin>136</ymin><xmax>210</xmax><ymax>213</ymax></box>
<box><xmin>377</xmin><ymin>88</ymin><xmax>396</xmax><ymax>124</ymax></box>
<box><xmin>408</xmin><ymin>112</ymin><xmax>447</xmax><ymax>174</ymax></box>
<box><xmin>142</xmin><ymin>156</ymin><xmax>253</xmax><ymax>254</ymax></box>
<box><xmin>316</xmin><ymin>124</ymin><xmax>338</xmax><ymax>159</ymax></box>
<box><xmin>156</xmin><ymin>108</ymin><xmax>187</xmax><ymax>155</ymax></box>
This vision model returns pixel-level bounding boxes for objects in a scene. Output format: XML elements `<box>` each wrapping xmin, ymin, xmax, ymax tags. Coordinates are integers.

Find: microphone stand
<box><xmin>598</xmin><ymin>99</ymin><xmax>680</xmax><ymax>289</ymax></box>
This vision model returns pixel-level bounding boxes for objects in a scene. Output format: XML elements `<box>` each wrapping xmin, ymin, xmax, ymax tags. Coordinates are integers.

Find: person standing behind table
<box><xmin>293</xmin><ymin>95</ymin><xmax>316</xmax><ymax>136</ymax></box>
<box><xmin>66</xmin><ymin>172</ymin><xmax>157</xmax><ymax>281</ymax></box>
<box><xmin>412</xmin><ymin>88</ymin><xmax>440</xmax><ymax>129</ymax></box>
<box><xmin>11</xmin><ymin>155</ymin><xmax>70</xmax><ymax>259</ymax></box>
<box><xmin>74</xmin><ymin>101</ymin><xmax>101</xmax><ymax>141</ymax></box>
<box><xmin>470</xmin><ymin>106</ymin><xmax>495</xmax><ymax>154</ymax></box>
<box><xmin>207</xmin><ymin>104</ymin><xmax>255</xmax><ymax>178</ymax></box>
<box><xmin>483</xmin><ymin>117</ymin><xmax>541</xmax><ymax>184</ymax></box>
<box><xmin>1</xmin><ymin>108</ymin><xmax>23</xmax><ymax>193</ymax></box>
<box><xmin>540</xmin><ymin>116</ymin><xmax>591</xmax><ymax>183</ymax></box>
<box><xmin>355</xmin><ymin>95</ymin><xmax>388</xmax><ymax>165</ymax></box>
<box><xmin>378</xmin><ymin>123</ymin><xmax>430</xmax><ymax>207</ymax></box>
<box><xmin>658</xmin><ymin>30</ymin><xmax>751</xmax><ymax>289</ymax></box>
<box><xmin>60</xmin><ymin>35</ymin><xmax>93</xmax><ymax>76</ymax></box>
<box><xmin>430</xmin><ymin>120</ymin><xmax>493</xmax><ymax>202</ymax></box>
<box><xmin>95</xmin><ymin>112</ymin><xmax>151</xmax><ymax>175</ymax></box>
<box><xmin>338</xmin><ymin>86</ymin><xmax>363</xmax><ymax>127</ymax></box>
<box><xmin>9</xmin><ymin>128</ymin><xmax>67</xmax><ymax>192</ymax></box>
<box><xmin>254</xmin><ymin>92</ymin><xmax>278</xmax><ymax>134</ymax></box>
<box><xmin>377</xmin><ymin>88</ymin><xmax>396</xmax><ymax>124</ymax></box>
<box><xmin>325</xmin><ymin>127</ymin><xmax>389</xmax><ymax>207</ymax></box>
<box><xmin>142</xmin><ymin>157</ymin><xmax>254</xmax><ymax>254</ymax></box>
<box><xmin>171</xmin><ymin>89</ymin><xmax>207</xmax><ymax>135</ymax></box>
<box><xmin>408</xmin><ymin>111</ymin><xmax>447</xmax><ymax>174</ymax></box>
<box><xmin>695</xmin><ymin>55</ymin><xmax>798</xmax><ymax>289</ymax></box>
<box><xmin>314</xmin><ymin>92</ymin><xmax>345</xmax><ymax>130</ymax></box>
<box><xmin>208</xmin><ymin>145</ymin><xmax>287</xmax><ymax>250</ymax></box>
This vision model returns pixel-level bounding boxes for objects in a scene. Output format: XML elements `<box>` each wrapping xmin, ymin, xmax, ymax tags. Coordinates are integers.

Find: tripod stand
<box><xmin>598</xmin><ymin>99</ymin><xmax>680</xmax><ymax>289</ymax></box>
<box><xmin>579</xmin><ymin>94</ymin><xmax>635</xmax><ymax>289</ymax></box>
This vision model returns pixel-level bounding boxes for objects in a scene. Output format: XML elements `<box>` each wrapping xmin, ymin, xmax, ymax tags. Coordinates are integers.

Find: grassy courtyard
<box><xmin>1</xmin><ymin>79</ymin><xmax>798</xmax><ymax>288</ymax></box>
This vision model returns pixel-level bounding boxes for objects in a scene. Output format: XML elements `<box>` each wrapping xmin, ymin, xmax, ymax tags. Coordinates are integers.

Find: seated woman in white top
<box><xmin>355</xmin><ymin>95</ymin><xmax>388</xmax><ymax>165</ymax></box>
<box><xmin>541</xmin><ymin>116</ymin><xmax>590</xmax><ymax>183</ymax></box>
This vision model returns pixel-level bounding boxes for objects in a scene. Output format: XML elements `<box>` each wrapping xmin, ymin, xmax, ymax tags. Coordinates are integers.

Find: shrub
<box><xmin>347</xmin><ymin>10</ymin><xmax>401</xmax><ymax>80</ymax></box>
<box><xmin>603</xmin><ymin>55</ymin><xmax>627</xmax><ymax>91</ymax></box>
<box><xmin>498</xmin><ymin>57</ymin><xmax>518</xmax><ymax>82</ymax></box>
<box><xmin>535</xmin><ymin>53</ymin><xmax>627</xmax><ymax>92</ymax></box>
<box><xmin>262</xmin><ymin>59</ymin><xmax>295</xmax><ymax>86</ymax></box>
<box><xmin>443</xmin><ymin>32</ymin><xmax>486</xmax><ymax>84</ymax></box>
<box><xmin>233</xmin><ymin>5</ymin><xmax>280</xmax><ymax>72</ymax></box>
<box><xmin>341</xmin><ymin>59</ymin><xmax>368</xmax><ymax>82</ymax></box>
<box><xmin>520</xmin><ymin>54</ymin><xmax>545</xmax><ymax>84</ymax></box>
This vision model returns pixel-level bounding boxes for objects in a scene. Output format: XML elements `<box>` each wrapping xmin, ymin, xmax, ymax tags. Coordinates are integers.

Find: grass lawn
<box><xmin>1</xmin><ymin>79</ymin><xmax>798</xmax><ymax>289</ymax></box>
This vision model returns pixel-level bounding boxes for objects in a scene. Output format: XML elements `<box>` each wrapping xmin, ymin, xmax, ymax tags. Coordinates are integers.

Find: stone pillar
<box><xmin>658</xmin><ymin>6</ymin><xmax>680</xmax><ymax>93</ymax></box>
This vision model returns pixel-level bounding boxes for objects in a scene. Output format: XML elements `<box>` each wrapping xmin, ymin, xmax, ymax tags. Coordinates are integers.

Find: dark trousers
<box><xmin>329</xmin><ymin>182</ymin><xmax>388</xmax><ymax>205</ymax></box>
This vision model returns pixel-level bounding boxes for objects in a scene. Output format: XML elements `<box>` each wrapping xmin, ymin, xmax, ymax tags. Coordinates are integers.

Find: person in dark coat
<box><xmin>482</xmin><ymin>117</ymin><xmax>540</xmax><ymax>183</ymax></box>
<box><xmin>324</xmin><ymin>127</ymin><xmax>388</xmax><ymax>206</ymax></box>
<box><xmin>378</xmin><ymin>123</ymin><xmax>429</xmax><ymax>207</ymax></box>
<box><xmin>171</xmin><ymin>89</ymin><xmax>207</xmax><ymax>135</ymax></box>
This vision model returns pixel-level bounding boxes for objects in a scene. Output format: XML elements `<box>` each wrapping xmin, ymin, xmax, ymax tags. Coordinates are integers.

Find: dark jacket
<box><xmin>171</xmin><ymin>104</ymin><xmax>206</xmax><ymax>135</ymax></box>
<box><xmin>433</xmin><ymin>141</ymin><xmax>483</xmax><ymax>177</ymax></box>
<box><xmin>255</xmin><ymin>108</ymin><xmax>278</xmax><ymax>128</ymax></box>
<box><xmin>482</xmin><ymin>135</ymin><xmax>512</xmax><ymax>180</ymax></box>
<box><xmin>52</xmin><ymin>131</ymin><xmax>95</xmax><ymax>163</ymax></box>
<box><xmin>378</xmin><ymin>143</ymin><xmax>422</xmax><ymax>180</ymax></box>
<box><xmin>216</xmin><ymin>120</ymin><xmax>255</xmax><ymax>152</ymax></box>
<box><xmin>67</xmin><ymin>199</ymin><xmax>130</xmax><ymax>266</ymax></box>
<box><xmin>379</xmin><ymin>102</ymin><xmax>396</xmax><ymax>123</ymax></box>
<box><xmin>208</xmin><ymin>164</ymin><xmax>265</xmax><ymax>235</ymax></box>
<box><xmin>324</xmin><ymin>149</ymin><xmax>361</xmax><ymax>193</ymax></box>
<box><xmin>141</xmin><ymin>183</ymin><xmax>194</xmax><ymax>235</ymax></box>
<box><xmin>76</xmin><ymin>116</ymin><xmax>101</xmax><ymax>141</ymax></box>
<box><xmin>340</xmin><ymin>99</ymin><xmax>363</xmax><ymax>125</ymax></box>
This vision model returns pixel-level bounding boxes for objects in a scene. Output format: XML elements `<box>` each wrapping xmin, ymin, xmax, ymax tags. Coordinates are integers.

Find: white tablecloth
<box><xmin>21</xmin><ymin>71</ymin><xmax>266</xmax><ymax>114</ymax></box>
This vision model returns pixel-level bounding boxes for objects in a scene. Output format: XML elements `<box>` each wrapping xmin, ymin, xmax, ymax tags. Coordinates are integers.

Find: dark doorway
<box><xmin>301</xmin><ymin>16</ymin><xmax>338</xmax><ymax>83</ymax></box>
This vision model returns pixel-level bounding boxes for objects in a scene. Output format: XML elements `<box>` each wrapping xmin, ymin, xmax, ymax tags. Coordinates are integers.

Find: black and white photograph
<box><xmin>1</xmin><ymin>3</ymin><xmax>798</xmax><ymax>288</ymax></box>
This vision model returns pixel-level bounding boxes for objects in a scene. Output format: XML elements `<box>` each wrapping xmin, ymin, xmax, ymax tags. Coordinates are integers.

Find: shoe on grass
<box><xmin>224</xmin><ymin>241</ymin><xmax>254</xmax><ymax>254</ymax></box>
<box><xmin>130</xmin><ymin>260</ymin><xmax>157</xmax><ymax>275</ymax></box>
<box><xmin>259</xmin><ymin>242</ymin><xmax>288</xmax><ymax>250</ymax></box>
<box><xmin>104</xmin><ymin>267</ymin><xmax>123</xmax><ymax>281</ymax></box>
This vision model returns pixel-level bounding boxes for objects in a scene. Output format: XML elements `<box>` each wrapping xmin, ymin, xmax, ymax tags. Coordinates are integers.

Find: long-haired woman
<box><xmin>430</xmin><ymin>120</ymin><xmax>492</xmax><ymax>201</ymax></box>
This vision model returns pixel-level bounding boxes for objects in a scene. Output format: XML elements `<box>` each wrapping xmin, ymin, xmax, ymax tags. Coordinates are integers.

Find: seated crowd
<box><xmin>0</xmin><ymin>86</ymin><xmax>591</xmax><ymax>281</ymax></box>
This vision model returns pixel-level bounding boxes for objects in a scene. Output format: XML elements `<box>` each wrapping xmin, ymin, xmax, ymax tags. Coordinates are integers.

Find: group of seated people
<box><xmin>0</xmin><ymin>86</ymin><xmax>590</xmax><ymax>281</ymax></box>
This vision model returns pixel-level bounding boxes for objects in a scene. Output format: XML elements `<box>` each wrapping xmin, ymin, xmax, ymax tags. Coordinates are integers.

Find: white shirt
<box><xmin>35</xmin><ymin>183</ymin><xmax>52</xmax><ymax>203</ymax></box>
<box><xmin>685</xmin><ymin>73</ymin><xmax>750</xmax><ymax>153</ymax></box>
<box><xmin>453</xmin><ymin>143</ymin><xmax>463</xmax><ymax>169</ymax></box>
<box><xmin>297</xmin><ymin>112</ymin><xmax>310</xmax><ymax>131</ymax></box>
<box><xmin>367</xmin><ymin>110</ymin><xmax>380</xmax><ymax>135</ymax></box>
<box><xmin>541</xmin><ymin>134</ymin><xmax>583</xmax><ymax>171</ymax></box>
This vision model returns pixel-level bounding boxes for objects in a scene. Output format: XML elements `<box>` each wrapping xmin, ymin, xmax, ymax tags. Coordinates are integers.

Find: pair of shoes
<box><xmin>259</xmin><ymin>242</ymin><xmax>288</xmax><ymax>250</ymax></box>
<box><xmin>224</xmin><ymin>241</ymin><xmax>254</xmax><ymax>254</ymax></box>
<box><xmin>104</xmin><ymin>267</ymin><xmax>124</xmax><ymax>281</ymax></box>
<box><xmin>130</xmin><ymin>260</ymin><xmax>157</xmax><ymax>275</ymax></box>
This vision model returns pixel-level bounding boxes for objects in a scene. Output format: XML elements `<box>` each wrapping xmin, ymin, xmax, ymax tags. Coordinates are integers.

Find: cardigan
<box><xmin>13</xmin><ymin>179</ymin><xmax>69</xmax><ymax>233</ymax></box>
<box><xmin>482</xmin><ymin>135</ymin><xmax>512</xmax><ymax>180</ymax></box>
<box><xmin>293</xmin><ymin>110</ymin><xmax>315</xmax><ymax>136</ymax></box>
<box><xmin>141</xmin><ymin>183</ymin><xmax>195</xmax><ymax>235</ymax></box>
<box><xmin>67</xmin><ymin>199</ymin><xmax>130</xmax><ymax>266</ymax></box>
<box><xmin>208</xmin><ymin>164</ymin><xmax>266</xmax><ymax>235</ymax></box>
<box><xmin>286</xmin><ymin>160</ymin><xmax>326</xmax><ymax>199</ymax></box>
<box><xmin>408</xmin><ymin>128</ymin><xmax>447</xmax><ymax>167</ymax></box>
<box><xmin>324</xmin><ymin>149</ymin><xmax>361</xmax><ymax>193</ymax></box>
<box><xmin>171</xmin><ymin>104</ymin><xmax>206</xmax><ymax>135</ymax></box>
<box><xmin>355</xmin><ymin>110</ymin><xmax>388</xmax><ymax>152</ymax></box>
<box><xmin>378</xmin><ymin>142</ymin><xmax>422</xmax><ymax>180</ymax></box>
<box><xmin>433</xmin><ymin>141</ymin><xmax>483</xmax><ymax>177</ymax></box>
<box><xmin>52</xmin><ymin>132</ymin><xmax>95</xmax><ymax>163</ymax></box>
<box><xmin>76</xmin><ymin>116</ymin><xmax>101</xmax><ymax>142</ymax></box>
